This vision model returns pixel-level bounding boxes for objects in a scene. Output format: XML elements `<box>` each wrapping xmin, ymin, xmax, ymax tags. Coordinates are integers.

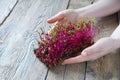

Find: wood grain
<box><xmin>0</xmin><ymin>0</ymin><xmax>69</xmax><ymax>80</ymax></box>
<box><xmin>46</xmin><ymin>66</ymin><xmax>66</xmax><ymax>80</ymax></box>
<box><xmin>0</xmin><ymin>0</ymin><xmax>18</xmax><ymax>25</ymax></box>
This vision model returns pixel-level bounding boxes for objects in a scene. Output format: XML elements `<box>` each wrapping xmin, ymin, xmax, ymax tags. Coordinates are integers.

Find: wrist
<box><xmin>75</xmin><ymin>8</ymin><xmax>87</xmax><ymax>18</ymax></box>
<box><xmin>110</xmin><ymin>37</ymin><xmax>120</xmax><ymax>49</ymax></box>
<box><xmin>75</xmin><ymin>7</ymin><xmax>94</xmax><ymax>19</ymax></box>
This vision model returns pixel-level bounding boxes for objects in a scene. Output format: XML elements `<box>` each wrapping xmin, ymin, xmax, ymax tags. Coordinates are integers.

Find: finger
<box><xmin>47</xmin><ymin>12</ymin><xmax>65</xmax><ymax>23</ymax></box>
<box><xmin>62</xmin><ymin>55</ymin><xmax>87</xmax><ymax>65</ymax></box>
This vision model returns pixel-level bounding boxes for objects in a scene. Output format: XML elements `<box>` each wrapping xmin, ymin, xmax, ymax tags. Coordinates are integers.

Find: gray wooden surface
<box><xmin>0</xmin><ymin>0</ymin><xmax>120</xmax><ymax>80</ymax></box>
<box><xmin>0</xmin><ymin>0</ymin><xmax>18</xmax><ymax>25</ymax></box>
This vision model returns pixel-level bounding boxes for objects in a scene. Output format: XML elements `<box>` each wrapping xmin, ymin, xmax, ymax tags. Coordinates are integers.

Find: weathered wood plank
<box><xmin>63</xmin><ymin>0</ymin><xmax>94</xmax><ymax>80</ymax></box>
<box><xmin>45</xmin><ymin>0</ymin><xmax>69</xmax><ymax>80</ymax></box>
<box><xmin>86</xmin><ymin>4</ymin><xmax>120</xmax><ymax>80</ymax></box>
<box><xmin>46</xmin><ymin>66</ymin><xmax>66</xmax><ymax>80</ymax></box>
<box><xmin>0</xmin><ymin>0</ymin><xmax>69</xmax><ymax>80</ymax></box>
<box><xmin>64</xmin><ymin>64</ymin><xmax>86</xmax><ymax>80</ymax></box>
<box><xmin>0</xmin><ymin>0</ymin><xmax>18</xmax><ymax>25</ymax></box>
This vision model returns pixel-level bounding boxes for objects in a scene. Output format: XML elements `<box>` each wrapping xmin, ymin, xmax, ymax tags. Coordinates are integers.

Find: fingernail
<box><xmin>82</xmin><ymin>52</ymin><xmax>88</xmax><ymax>56</ymax></box>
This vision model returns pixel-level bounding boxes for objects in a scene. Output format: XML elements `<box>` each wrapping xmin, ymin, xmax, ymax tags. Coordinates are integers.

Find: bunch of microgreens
<box><xmin>34</xmin><ymin>18</ymin><xmax>98</xmax><ymax>67</ymax></box>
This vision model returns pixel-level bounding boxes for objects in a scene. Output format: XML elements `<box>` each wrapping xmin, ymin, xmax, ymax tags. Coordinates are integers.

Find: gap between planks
<box><xmin>0</xmin><ymin>0</ymin><xmax>19</xmax><ymax>26</ymax></box>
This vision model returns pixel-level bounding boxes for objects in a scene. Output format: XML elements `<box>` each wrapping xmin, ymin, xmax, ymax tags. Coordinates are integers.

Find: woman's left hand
<box><xmin>62</xmin><ymin>37</ymin><xmax>120</xmax><ymax>65</ymax></box>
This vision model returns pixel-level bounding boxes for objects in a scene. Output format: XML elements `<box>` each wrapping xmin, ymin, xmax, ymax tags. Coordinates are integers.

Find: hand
<box><xmin>47</xmin><ymin>9</ymin><xmax>79</xmax><ymax>23</ymax></box>
<box><xmin>62</xmin><ymin>37</ymin><xmax>120</xmax><ymax>65</ymax></box>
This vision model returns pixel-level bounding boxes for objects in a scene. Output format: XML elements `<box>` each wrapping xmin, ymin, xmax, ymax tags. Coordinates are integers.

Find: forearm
<box><xmin>76</xmin><ymin>0</ymin><xmax>120</xmax><ymax>18</ymax></box>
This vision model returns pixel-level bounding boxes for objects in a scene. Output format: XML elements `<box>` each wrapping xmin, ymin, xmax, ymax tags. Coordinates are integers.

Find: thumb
<box><xmin>62</xmin><ymin>55</ymin><xmax>87</xmax><ymax>65</ymax></box>
<box><xmin>81</xmin><ymin>45</ymin><xmax>97</xmax><ymax>56</ymax></box>
<box><xmin>47</xmin><ymin>12</ymin><xmax>65</xmax><ymax>23</ymax></box>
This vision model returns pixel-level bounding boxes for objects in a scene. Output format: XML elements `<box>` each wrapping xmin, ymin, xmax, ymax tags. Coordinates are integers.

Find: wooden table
<box><xmin>0</xmin><ymin>0</ymin><xmax>120</xmax><ymax>80</ymax></box>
